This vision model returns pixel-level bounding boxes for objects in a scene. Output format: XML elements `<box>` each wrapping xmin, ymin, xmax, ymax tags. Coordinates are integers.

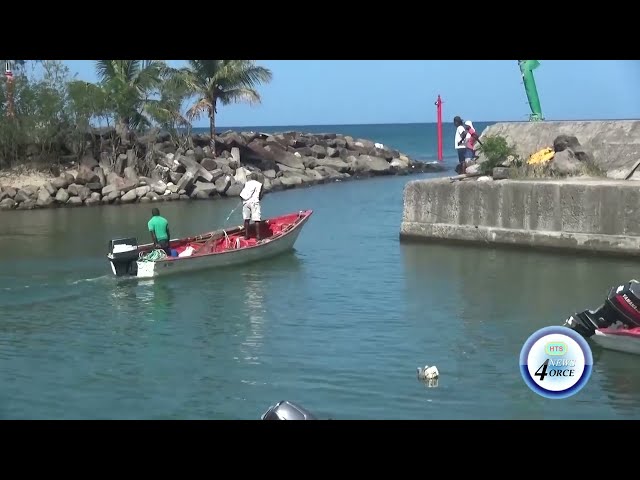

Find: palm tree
<box><xmin>177</xmin><ymin>60</ymin><xmax>273</xmax><ymax>150</ymax></box>
<box><xmin>92</xmin><ymin>60</ymin><xmax>167</xmax><ymax>139</ymax></box>
<box><xmin>145</xmin><ymin>70</ymin><xmax>192</xmax><ymax>141</ymax></box>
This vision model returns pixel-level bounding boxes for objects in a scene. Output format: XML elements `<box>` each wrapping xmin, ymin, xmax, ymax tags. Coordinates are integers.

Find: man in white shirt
<box><xmin>453</xmin><ymin>116</ymin><xmax>468</xmax><ymax>174</ymax></box>
<box><xmin>239</xmin><ymin>172</ymin><xmax>265</xmax><ymax>240</ymax></box>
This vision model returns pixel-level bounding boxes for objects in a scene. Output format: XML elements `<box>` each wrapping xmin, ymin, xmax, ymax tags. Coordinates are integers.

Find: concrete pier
<box><xmin>400</xmin><ymin>178</ymin><xmax>640</xmax><ymax>257</ymax></box>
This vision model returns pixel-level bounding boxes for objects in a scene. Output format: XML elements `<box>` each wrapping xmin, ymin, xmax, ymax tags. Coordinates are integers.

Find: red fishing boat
<box><xmin>106</xmin><ymin>210</ymin><xmax>313</xmax><ymax>278</ymax></box>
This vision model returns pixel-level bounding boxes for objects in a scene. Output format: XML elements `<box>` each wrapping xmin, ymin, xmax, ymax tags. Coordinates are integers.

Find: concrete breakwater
<box><xmin>478</xmin><ymin>120</ymin><xmax>640</xmax><ymax>178</ymax></box>
<box><xmin>400</xmin><ymin>177</ymin><xmax>640</xmax><ymax>257</ymax></box>
<box><xmin>399</xmin><ymin>119</ymin><xmax>640</xmax><ymax>256</ymax></box>
<box><xmin>0</xmin><ymin>129</ymin><xmax>445</xmax><ymax>211</ymax></box>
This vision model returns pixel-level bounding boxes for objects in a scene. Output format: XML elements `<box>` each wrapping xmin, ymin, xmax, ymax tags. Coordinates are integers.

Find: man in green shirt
<box><xmin>148</xmin><ymin>208</ymin><xmax>171</xmax><ymax>255</ymax></box>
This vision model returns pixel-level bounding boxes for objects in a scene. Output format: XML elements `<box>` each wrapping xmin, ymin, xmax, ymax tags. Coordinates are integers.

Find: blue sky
<box><xmin>63</xmin><ymin>60</ymin><xmax>640</xmax><ymax>127</ymax></box>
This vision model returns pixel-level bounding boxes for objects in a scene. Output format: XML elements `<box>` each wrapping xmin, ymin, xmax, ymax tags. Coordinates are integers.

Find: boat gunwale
<box><xmin>140</xmin><ymin>209</ymin><xmax>313</xmax><ymax>264</ymax></box>
<box><xmin>595</xmin><ymin>328</ymin><xmax>640</xmax><ymax>339</ymax></box>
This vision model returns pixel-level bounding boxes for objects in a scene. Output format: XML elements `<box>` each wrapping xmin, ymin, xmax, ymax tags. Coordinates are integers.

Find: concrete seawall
<box><xmin>478</xmin><ymin>120</ymin><xmax>640</xmax><ymax>178</ymax></box>
<box><xmin>400</xmin><ymin>178</ymin><xmax>640</xmax><ymax>257</ymax></box>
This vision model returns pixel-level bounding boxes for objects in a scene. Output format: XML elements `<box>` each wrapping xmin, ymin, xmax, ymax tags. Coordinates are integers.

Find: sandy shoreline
<box><xmin>0</xmin><ymin>167</ymin><xmax>79</xmax><ymax>190</ymax></box>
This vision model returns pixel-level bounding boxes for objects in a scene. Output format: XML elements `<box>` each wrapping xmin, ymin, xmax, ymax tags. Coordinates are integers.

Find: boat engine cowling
<box><xmin>565</xmin><ymin>280</ymin><xmax>640</xmax><ymax>337</ymax></box>
<box><xmin>260</xmin><ymin>401</ymin><xmax>317</xmax><ymax>420</ymax></box>
<box><xmin>107</xmin><ymin>237</ymin><xmax>139</xmax><ymax>276</ymax></box>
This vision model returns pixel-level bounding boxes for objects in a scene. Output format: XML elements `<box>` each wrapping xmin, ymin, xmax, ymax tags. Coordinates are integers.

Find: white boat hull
<box><xmin>135</xmin><ymin>226</ymin><xmax>304</xmax><ymax>278</ymax></box>
<box><xmin>592</xmin><ymin>330</ymin><xmax>640</xmax><ymax>356</ymax></box>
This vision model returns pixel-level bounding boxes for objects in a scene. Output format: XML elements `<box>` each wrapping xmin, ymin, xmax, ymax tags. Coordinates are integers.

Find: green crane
<box><xmin>518</xmin><ymin>60</ymin><xmax>544</xmax><ymax>122</ymax></box>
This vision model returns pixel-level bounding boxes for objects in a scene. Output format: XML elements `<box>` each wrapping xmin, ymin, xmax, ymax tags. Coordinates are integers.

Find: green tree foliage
<box><xmin>0</xmin><ymin>59</ymin><xmax>272</xmax><ymax>169</ymax></box>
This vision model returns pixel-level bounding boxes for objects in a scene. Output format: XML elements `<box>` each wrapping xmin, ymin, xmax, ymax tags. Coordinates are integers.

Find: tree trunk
<box><xmin>6</xmin><ymin>76</ymin><xmax>15</xmax><ymax>118</ymax></box>
<box><xmin>116</xmin><ymin>119</ymin><xmax>131</xmax><ymax>146</ymax></box>
<box><xmin>209</xmin><ymin>102</ymin><xmax>216</xmax><ymax>154</ymax></box>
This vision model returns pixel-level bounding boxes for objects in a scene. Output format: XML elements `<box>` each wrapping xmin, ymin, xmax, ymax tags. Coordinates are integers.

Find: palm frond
<box><xmin>133</xmin><ymin>60</ymin><xmax>165</xmax><ymax>92</ymax></box>
<box><xmin>129</xmin><ymin>110</ymin><xmax>152</xmax><ymax>131</ymax></box>
<box><xmin>123</xmin><ymin>60</ymin><xmax>140</xmax><ymax>83</ymax></box>
<box><xmin>218</xmin><ymin>88</ymin><xmax>261</xmax><ymax>106</ymax></box>
<box><xmin>186</xmin><ymin>97</ymin><xmax>213</xmax><ymax>121</ymax></box>
<box><xmin>145</xmin><ymin>100</ymin><xmax>191</xmax><ymax>128</ymax></box>
<box><xmin>216</xmin><ymin>61</ymin><xmax>273</xmax><ymax>91</ymax></box>
<box><xmin>95</xmin><ymin>60</ymin><xmax>118</xmax><ymax>84</ymax></box>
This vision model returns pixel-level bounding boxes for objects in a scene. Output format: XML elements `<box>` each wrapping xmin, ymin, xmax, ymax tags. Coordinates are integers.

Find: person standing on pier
<box><xmin>453</xmin><ymin>116</ymin><xmax>468</xmax><ymax>174</ymax></box>
<box><xmin>463</xmin><ymin>120</ymin><xmax>479</xmax><ymax>166</ymax></box>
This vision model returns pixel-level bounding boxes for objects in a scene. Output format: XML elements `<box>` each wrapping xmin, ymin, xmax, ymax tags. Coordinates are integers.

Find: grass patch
<box><xmin>477</xmin><ymin>135</ymin><xmax>521</xmax><ymax>175</ymax></box>
<box><xmin>510</xmin><ymin>157</ymin><xmax>606</xmax><ymax>179</ymax></box>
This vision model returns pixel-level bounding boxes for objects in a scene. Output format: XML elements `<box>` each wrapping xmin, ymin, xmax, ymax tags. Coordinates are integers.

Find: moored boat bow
<box><xmin>564</xmin><ymin>279</ymin><xmax>640</xmax><ymax>355</ymax></box>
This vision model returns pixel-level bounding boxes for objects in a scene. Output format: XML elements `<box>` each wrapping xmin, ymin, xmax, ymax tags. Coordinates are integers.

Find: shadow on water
<box><xmin>400</xmin><ymin>241</ymin><xmax>640</xmax><ymax>419</ymax></box>
<box><xmin>107</xmin><ymin>249</ymin><xmax>304</xmax><ymax>325</ymax></box>
<box><xmin>108</xmin><ymin>277</ymin><xmax>175</xmax><ymax>324</ymax></box>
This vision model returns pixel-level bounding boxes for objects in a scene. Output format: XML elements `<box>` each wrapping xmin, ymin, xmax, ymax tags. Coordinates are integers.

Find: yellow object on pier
<box><xmin>528</xmin><ymin>147</ymin><xmax>555</xmax><ymax>165</ymax></box>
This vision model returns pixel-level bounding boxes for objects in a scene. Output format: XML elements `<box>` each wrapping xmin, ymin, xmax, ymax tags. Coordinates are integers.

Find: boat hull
<box><xmin>592</xmin><ymin>329</ymin><xmax>640</xmax><ymax>356</ymax></box>
<box><xmin>137</xmin><ymin>223</ymin><xmax>304</xmax><ymax>278</ymax></box>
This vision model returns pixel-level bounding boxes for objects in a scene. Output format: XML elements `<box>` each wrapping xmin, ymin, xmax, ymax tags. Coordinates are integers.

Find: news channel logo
<box><xmin>520</xmin><ymin>326</ymin><xmax>593</xmax><ymax>399</ymax></box>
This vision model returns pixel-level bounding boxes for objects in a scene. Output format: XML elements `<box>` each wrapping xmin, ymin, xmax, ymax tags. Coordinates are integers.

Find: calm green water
<box><xmin>2</xmin><ymin>171</ymin><xmax>640</xmax><ymax>419</ymax></box>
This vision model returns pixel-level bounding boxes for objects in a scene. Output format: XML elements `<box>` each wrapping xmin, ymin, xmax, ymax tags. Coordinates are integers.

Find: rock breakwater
<box><xmin>0</xmin><ymin>129</ymin><xmax>444</xmax><ymax>211</ymax></box>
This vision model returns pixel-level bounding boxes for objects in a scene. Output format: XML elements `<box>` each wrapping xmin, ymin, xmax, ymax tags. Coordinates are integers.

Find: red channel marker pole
<box><xmin>435</xmin><ymin>95</ymin><xmax>443</xmax><ymax>162</ymax></box>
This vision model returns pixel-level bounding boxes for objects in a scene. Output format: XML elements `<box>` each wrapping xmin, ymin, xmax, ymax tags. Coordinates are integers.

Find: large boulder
<box><xmin>36</xmin><ymin>189</ymin><xmax>54</xmax><ymax>207</ymax></box>
<box><xmin>14</xmin><ymin>189</ymin><xmax>32</xmax><ymax>204</ymax></box>
<box><xmin>550</xmin><ymin>149</ymin><xmax>583</xmax><ymax>175</ymax></box>
<box><xmin>263</xmin><ymin>144</ymin><xmax>305</xmax><ymax>169</ymax></box>
<box><xmin>214</xmin><ymin>175</ymin><xmax>233</xmax><ymax>195</ymax></box>
<box><xmin>192</xmin><ymin>181</ymin><xmax>217</xmax><ymax>197</ymax></box>
<box><xmin>349</xmin><ymin>155</ymin><xmax>392</xmax><ymax>174</ymax></box>
<box><xmin>553</xmin><ymin>135</ymin><xmax>581</xmax><ymax>153</ymax></box>
<box><xmin>200</xmin><ymin>158</ymin><xmax>218</xmax><ymax>171</ymax></box>
<box><xmin>0</xmin><ymin>198</ymin><xmax>15</xmax><ymax>210</ymax></box>
<box><xmin>121</xmin><ymin>189</ymin><xmax>138</xmax><ymax>203</ymax></box>
<box><xmin>55</xmin><ymin>188</ymin><xmax>70</xmax><ymax>203</ymax></box>
<box><xmin>51</xmin><ymin>176</ymin><xmax>70</xmax><ymax>189</ymax></box>
<box><xmin>76</xmin><ymin>153</ymin><xmax>99</xmax><ymax>170</ymax></box>
<box><xmin>238</xmin><ymin>141</ymin><xmax>278</xmax><ymax>171</ymax></box>
<box><xmin>43</xmin><ymin>182</ymin><xmax>57</xmax><ymax>196</ymax></box>
<box><xmin>314</xmin><ymin>157</ymin><xmax>350</xmax><ymax>172</ymax></box>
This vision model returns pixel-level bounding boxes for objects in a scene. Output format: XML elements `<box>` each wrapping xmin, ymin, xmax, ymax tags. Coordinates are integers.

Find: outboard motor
<box><xmin>107</xmin><ymin>237</ymin><xmax>139</xmax><ymax>276</ymax></box>
<box><xmin>260</xmin><ymin>401</ymin><xmax>317</xmax><ymax>420</ymax></box>
<box><xmin>565</xmin><ymin>280</ymin><xmax>640</xmax><ymax>337</ymax></box>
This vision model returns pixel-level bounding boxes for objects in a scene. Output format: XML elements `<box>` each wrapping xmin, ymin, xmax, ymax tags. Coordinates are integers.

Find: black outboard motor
<box><xmin>107</xmin><ymin>237</ymin><xmax>139</xmax><ymax>276</ymax></box>
<box><xmin>261</xmin><ymin>401</ymin><xmax>317</xmax><ymax>420</ymax></box>
<box><xmin>565</xmin><ymin>280</ymin><xmax>640</xmax><ymax>338</ymax></box>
